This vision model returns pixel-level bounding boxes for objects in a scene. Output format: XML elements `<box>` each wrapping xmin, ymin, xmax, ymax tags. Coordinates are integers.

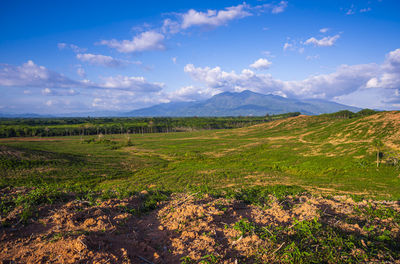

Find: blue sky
<box><xmin>1</xmin><ymin>0</ymin><xmax>400</xmax><ymax>114</ymax></box>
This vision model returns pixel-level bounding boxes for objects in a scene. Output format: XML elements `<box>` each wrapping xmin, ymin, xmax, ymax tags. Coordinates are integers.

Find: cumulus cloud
<box><xmin>167</xmin><ymin>85</ymin><xmax>218</xmax><ymax>101</ymax></box>
<box><xmin>162</xmin><ymin>18</ymin><xmax>181</xmax><ymax>34</ymax></box>
<box><xmin>99</xmin><ymin>75</ymin><xmax>164</xmax><ymax>93</ymax></box>
<box><xmin>304</xmin><ymin>34</ymin><xmax>340</xmax><ymax>47</ymax></box>
<box><xmin>76</xmin><ymin>53</ymin><xmax>129</xmax><ymax>67</ymax></box>
<box><xmin>161</xmin><ymin>2</ymin><xmax>287</xmax><ymax>35</ymax></box>
<box><xmin>90</xmin><ymin>89</ymin><xmax>170</xmax><ymax>110</ymax></box>
<box><xmin>0</xmin><ymin>60</ymin><xmax>165</xmax><ymax>94</ymax></box>
<box><xmin>183</xmin><ymin>48</ymin><xmax>400</xmax><ymax>104</ymax></box>
<box><xmin>0</xmin><ymin>60</ymin><xmax>79</xmax><ymax>88</ymax></box>
<box><xmin>365</xmin><ymin>48</ymin><xmax>400</xmax><ymax>89</ymax></box>
<box><xmin>181</xmin><ymin>3</ymin><xmax>251</xmax><ymax>29</ymax></box>
<box><xmin>319</xmin><ymin>28</ymin><xmax>329</xmax><ymax>33</ymax></box>
<box><xmin>100</xmin><ymin>30</ymin><xmax>165</xmax><ymax>53</ymax></box>
<box><xmin>249</xmin><ymin>58</ymin><xmax>272</xmax><ymax>70</ymax></box>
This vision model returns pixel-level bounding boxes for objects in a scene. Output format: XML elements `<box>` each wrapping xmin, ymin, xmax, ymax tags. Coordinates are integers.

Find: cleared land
<box><xmin>1</xmin><ymin>111</ymin><xmax>400</xmax><ymax>263</ymax></box>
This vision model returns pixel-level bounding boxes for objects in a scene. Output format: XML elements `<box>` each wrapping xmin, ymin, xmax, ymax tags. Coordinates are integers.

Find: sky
<box><xmin>0</xmin><ymin>0</ymin><xmax>400</xmax><ymax>114</ymax></box>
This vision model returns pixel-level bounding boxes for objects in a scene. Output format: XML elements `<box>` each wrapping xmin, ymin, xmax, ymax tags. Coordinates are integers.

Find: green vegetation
<box><xmin>1</xmin><ymin>110</ymin><xmax>400</xmax><ymax>200</ymax></box>
<box><xmin>0</xmin><ymin>112</ymin><xmax>300</xmax><ymax>138</ymax></box>
<box><xmin>1</xmin><ymin>110</ymin><xmax>400</xmax><ymax>262</ymax></box>
<box><xmin>372</xmin><ymin>138</ymin><xmax>384</xmax><ymax>167</ymax></box>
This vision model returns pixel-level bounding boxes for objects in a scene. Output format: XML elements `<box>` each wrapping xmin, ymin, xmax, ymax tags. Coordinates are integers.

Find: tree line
<box><xmin>0</xmin><ymin>113</ymin><xmax>301</xmax><ymax>138</ymax></box>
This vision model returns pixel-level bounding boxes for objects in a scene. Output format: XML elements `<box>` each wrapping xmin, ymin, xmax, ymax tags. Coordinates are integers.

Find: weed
<box><xmin>233</xmin><ymin>218</ymin><xmax>256</xmax><ymax>237</ymax></box>
<box><xmin>180</xmin><ymin>256</ymin><xmax>194</xmax><ymax>264</ymax></box>
<box><xmin>199</xmin><ymin>254</ymin><xmax>220</xmax><ymax>264</ymax></box>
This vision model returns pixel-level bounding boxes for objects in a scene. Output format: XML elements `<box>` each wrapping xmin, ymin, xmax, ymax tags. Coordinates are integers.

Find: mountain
<box><xmin>124</xmin><ymin>90</ymin><xmax>361</xmax><ymax>117</ymax></box>
<box><xmin>0</xmin><ymin>91</ymin><xmax>362</xmax><ymax>118</ymax></box>
<box><xmin>0</xmin><ymin>113</ymin><xmax>54</xmax><ymax>118</ymax></box>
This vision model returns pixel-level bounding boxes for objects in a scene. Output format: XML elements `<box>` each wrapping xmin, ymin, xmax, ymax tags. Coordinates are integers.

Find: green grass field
<box><xmin>1</xmin><ymin>111</ymin><xmax>400</xmax><ymax>200</ymax></box>
<box><xmin>1</xmin><ymin>111</ymin><xmax>400</xmax><ymax>263</ymax></box>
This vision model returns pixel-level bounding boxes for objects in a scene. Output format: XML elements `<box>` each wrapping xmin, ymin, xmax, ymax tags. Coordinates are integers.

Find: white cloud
<box><xmin>42</xmin><ymin>88</ymin><xmax>51</xmax><ymax>95</ymax></box>
<box><xmin>181</xmin><ymin>3</ymin><xmax>251</xmax><ymax>29</ymax></box>
<box><xmin>131</xmin><ymin>22</ymin><xmax>152</xmax><ymax>33</ymax></box>
<box><xmin>384</xmin><ymin>48</ymin><xmax>400</xmax><ymax>69</ymax></box>
<box><xmin>271</xmin><ymin>1</ymin><xmax>288</xmax><ymax>14</ymax></box>
<box><xmin>90</xmin><ymin>89</ymin><xmax>169</xmax><ymax>110</ymax></box>
<box><xmin>262</xmin><ymin>51</ymin><xmax>275</xmax><ymax>58</ymax></box>
<box><xmin>306</xmin><ymin>55</ymin><xmax>320</xmax><ymax>60</ymax></box>
<box><xmin>319</xmin><ymin>28</ymin><xmax>329</xmax><ymax>33</ymax></box>
<box><xmin>100</xmin><ymin>30</ymin><xmax>165</xmax><ymax>53</ymax></box>
<box><xmin>57</xmin><ymin>43</ymin><xmax>67</xmax><ymax>50</ymax></box>
<box><xmin>41</xmin><ymin>88</ymin><xmax>78</xmax><ymax>96</ymax></box>
<box><xmin>167</xmin><ymin>85</ymin><xmax>217</xmax><ymax>101</ymax></box>
<box><xmin>162</xmin><ymin>18</ymin><xmax>181</xmax><ymax>34</ymax></box>
<box><xmin>0</xmin><ymin>60</ymin><xmax>165</xmax><ymax>94</ymax></box>
<box><xmin>57</xmin><ymin>43</ymin><xmax>86</xmax><ymax>53</ymax></box>
<box><xmin>345</xmin><ymin>4</ymin><xmax>356</xmax><ymax>15</ymax></box>
<box><xmin>92</xmin><ymin>98</ymin><xmax>104</xmax><ymax>108</ymax></box>
<box><xmin>76</xmin><ymin>53</ymin><xmax>129</xmax><ymax>67</ymax></box>
<box><xmin>304</xmin><ymin>34</ymin><xmax>340</xmax><ymax>47</ymax></box>
<box><xmin>99</xmin><ymin>75</ymin><xmax>164</xmax><ymax>92</ymax></box>
<box><xmin>183</xmin><ymin>60</ymin><xmax>381</xmax><ymax>100</ymax></box>
<box><xmin>172</xmin><ymin>57</ymin><xmax>177</xmax><ymax>64</ymax></box>
<box><xmin>161</xmin><ymin>2</ymin><xmax>286</xmax><ymax>35</ymax></box>
<box><xmin>283</xmin><ymin>42</ymin><xmax>293</xmax><ymax>51</ymax></box>
<box><xmin>360</xmin><ymin>7</ymin><xmax>372</xmax><ymax>13</ymax></box>
<box><xmin>249</xmin><ymin>58</ymin><xmax>272</xmax><ymax>70</ymax></box>
<box><xmin>76</xmin><ymin>67</ymin><xmax>86</xmax><ymax>78</ymax></box>
<box><xmin>0</xmin><ymin>60</ymin><xmax>79</xmax><ymax>88</ymax></box>
<box><xmin>365</xmin><ymin>48</ymin><xmax>400</xmax><ymax>89</ymax></box>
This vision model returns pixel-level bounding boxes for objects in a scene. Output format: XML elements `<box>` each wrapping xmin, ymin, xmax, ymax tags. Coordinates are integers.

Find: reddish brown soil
<box><xmin>1</xmin><ymin>193</ymin><xmax>399</xmax><ymax>263</ymax></box>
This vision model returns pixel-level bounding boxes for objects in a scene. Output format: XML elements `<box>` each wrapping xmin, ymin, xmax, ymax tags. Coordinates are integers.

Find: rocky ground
<box><xmin>1</xmin><ymin>189</ymin><xmax>400</xmax><ymax>263</ymax></box>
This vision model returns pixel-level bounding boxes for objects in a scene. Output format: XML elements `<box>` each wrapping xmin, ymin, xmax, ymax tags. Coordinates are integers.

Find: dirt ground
<box><xmin>1</xmin><ymin>192</ymin><xmax>399</xmax><ymax>263</ymax></box>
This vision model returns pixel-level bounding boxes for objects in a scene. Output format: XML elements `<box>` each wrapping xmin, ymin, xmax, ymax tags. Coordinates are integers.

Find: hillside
<box><xmin>1</xmin><ymin>111</ymin><xmax>400</xmax><ymax>263</ymax></box>
<box><xmin>125</xmin><ymin>90</ymin><xmax>361</xmax><ymax>116</ymax></box>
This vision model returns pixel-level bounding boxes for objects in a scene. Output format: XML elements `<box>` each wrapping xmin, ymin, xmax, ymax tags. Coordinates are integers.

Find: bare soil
<box><xmin>1</xmin><ymin>192</ymin><xmax>399</xmax><ymax>263</ymax></box>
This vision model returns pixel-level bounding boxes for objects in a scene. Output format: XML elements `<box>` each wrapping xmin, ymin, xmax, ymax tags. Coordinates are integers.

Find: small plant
<box><xmin>13</xmin><ymin>187</ymin><xmax>68</xmax><ymax>224</ymax></box>
<box><xmin>199</xmin><ymin>254</ymin><xmax>220</xmax><ymax>264</ymax></box>
<box><xmin>180</xmin><ymin>256</ymin><xmax>194</xmax><ymax>264</ymax></box>
<box><xmin>233</xmin><ymin>218</ymin><xmax>256</xmax><ymax>237</ymax></box>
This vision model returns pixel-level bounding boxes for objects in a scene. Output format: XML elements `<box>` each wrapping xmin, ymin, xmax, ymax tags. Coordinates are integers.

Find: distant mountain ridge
<box><xmin>124</xmin><ymin>90</ymin><xmax>361</xmax><ymax>117</ymax></box>
<box><xmin>0</xmin><ymin>90</ymin><xmax>361</xmax><ymax>118</ymax></box>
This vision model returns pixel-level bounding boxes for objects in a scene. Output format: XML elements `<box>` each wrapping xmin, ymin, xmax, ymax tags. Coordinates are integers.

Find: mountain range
<box><xmin>124</xmin><ymin>90</ymin><xmax>361</xmax><ymax>117</ymax></box>
<box><xmin>0</xmin><ymin>90</ymin><xmax>361</xmax><ymax>118</ymax></box>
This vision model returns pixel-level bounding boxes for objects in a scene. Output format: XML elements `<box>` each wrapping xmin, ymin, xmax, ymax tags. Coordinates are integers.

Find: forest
<box><xmin>0</xmin><ymin>112</ymin><xmax>300</xmax><ymax>138</ymax></box>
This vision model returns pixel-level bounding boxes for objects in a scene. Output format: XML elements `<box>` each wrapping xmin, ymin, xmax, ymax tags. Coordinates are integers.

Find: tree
<box><xmin>372</xmin><ymin>139</ymin><xmax>384</xmax><ymax>167</ymax></box>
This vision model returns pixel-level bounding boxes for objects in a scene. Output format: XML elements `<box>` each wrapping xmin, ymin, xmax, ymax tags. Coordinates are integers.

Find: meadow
<box><xmin>1</xmin><ymin>110</ymin><xmax>400</xmax><ymax>263</ymax></box>
<box><xmin>1</xmin><ymin>110</ymin><xmax>399</xmax><ymax>199</ymax></box>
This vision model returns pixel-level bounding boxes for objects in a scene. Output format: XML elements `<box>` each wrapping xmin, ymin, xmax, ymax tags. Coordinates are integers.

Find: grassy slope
<box><xmin>1</xmin><ymin>111</ymin><xmax>400</xmax><ymax>199</ymax></box>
